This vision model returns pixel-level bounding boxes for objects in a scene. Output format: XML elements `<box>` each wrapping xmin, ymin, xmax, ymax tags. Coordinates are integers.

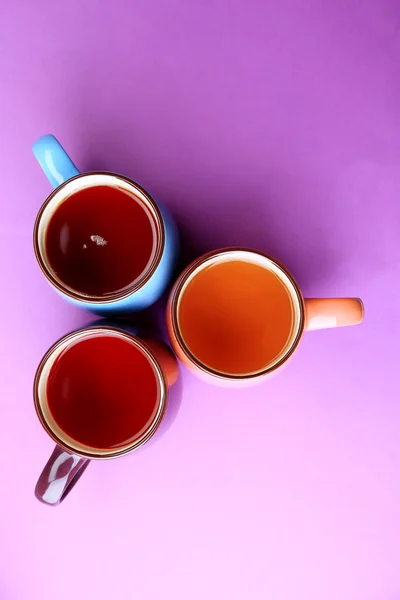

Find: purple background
<box><xmin>1</xmin><ymin>1</ymin><xmax>400</xmax><ymax>598</ymax></box>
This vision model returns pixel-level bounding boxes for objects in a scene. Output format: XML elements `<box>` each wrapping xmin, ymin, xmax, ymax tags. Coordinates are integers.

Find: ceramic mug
<box><xmin>34</xmin><ymin>322</ymin><xmax>178</xmax><ymax>506</ymax></box>
<box><xmin>167</xmin><ymin>248</ymin><xmax>364</xmax><ymax>385</ymax></box>
<box><xmin>33</xmin><ymin>134</ymin><xmax>179</xmax><ymax>314</ymax></box>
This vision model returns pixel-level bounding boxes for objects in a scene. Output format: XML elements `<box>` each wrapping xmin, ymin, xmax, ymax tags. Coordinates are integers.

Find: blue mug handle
<box><xmin>32</xmin><ymin>134</ymin><xmax>80</xmax><ymax>189</ymax></box>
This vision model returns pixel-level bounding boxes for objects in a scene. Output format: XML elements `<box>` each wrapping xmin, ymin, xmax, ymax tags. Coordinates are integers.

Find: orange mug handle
<box><xmin>304</xmin><ymin>298</ymin><xmax>364</xmax><ymax>331</ymax></box>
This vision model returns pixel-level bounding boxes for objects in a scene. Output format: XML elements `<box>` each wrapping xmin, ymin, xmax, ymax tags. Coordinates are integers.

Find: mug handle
<box><xmin>304</xmin><ymin>298</ymin><xmax>364</xmax><ymax>331</ymax></box>
<box><xmin>32</xmin><ymin>134</ymin><xmax>80</xmax><ymax>188</ymax></box>
<box><xmin>35</xmin><ymin>445</ymin><xmax>89</xmax><ymax>506</ymax></box>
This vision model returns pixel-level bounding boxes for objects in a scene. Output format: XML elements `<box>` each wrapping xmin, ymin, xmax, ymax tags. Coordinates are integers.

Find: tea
<box><xmin>45</xmin><ymin>185</ymin><xmax>156</xmax><ymax>297</ymax></box>
<box><xmin>47</xmin><ymin>333</ymin><xmax>160</xmax><ymax>449</ymax></box>
<box><xmin>177</xmin><ymin>259</ymin><xmax>295</xmax><ymax>375</ymax></box>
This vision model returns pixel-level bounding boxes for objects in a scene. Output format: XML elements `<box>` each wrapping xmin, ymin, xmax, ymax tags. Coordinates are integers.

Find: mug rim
<box><xmin>33</xmin><ymin>325</ymin><xmax>168</xmax><ymax>459</ymax></box>
<box><xmin>33</xmin><ymin>172</ymin><xmax>165</xmax><ymax>304</ymax></box>
<box><xmin>169</xmin><ymin>247</ymin><xmax>306</xmax><ymax>381</ymax></box>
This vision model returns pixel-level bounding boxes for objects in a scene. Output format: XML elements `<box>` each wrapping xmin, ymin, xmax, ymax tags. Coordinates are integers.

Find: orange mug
<box><xmin>167</xmin><ymin>248</ymin><xmax>364</xmax><ymax>385</ymax></box>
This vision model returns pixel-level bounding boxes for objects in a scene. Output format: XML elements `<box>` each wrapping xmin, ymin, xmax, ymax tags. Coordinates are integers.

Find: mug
<box><xmin>34</xmin><ymin>322</ymin><xmax>178</xmax><ymax>505</ymax></box>
<box><xmin>32</xmin><ymin>134</ymin><xmax>179</xmax><ymax>314</ymax></box>
<box><xmin>167</xmin><ymin>248</ymin><xmax>364</xmax><ymax>385</ymax></box>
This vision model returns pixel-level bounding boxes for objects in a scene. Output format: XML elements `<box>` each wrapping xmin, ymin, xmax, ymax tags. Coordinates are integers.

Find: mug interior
<box><xmin>34</xmin><ymin>173</ymin><xmax>164</xmax><ymax>304</ymax></box>
<box><xmin>172</xmin><ymin>249</ymin><xmax>304</xmax><ymax>380</ymax></box>
<box><xmin>34</xmin><ymin>327</ymin><xmax>167</xmax><ymax>459</ymax></box>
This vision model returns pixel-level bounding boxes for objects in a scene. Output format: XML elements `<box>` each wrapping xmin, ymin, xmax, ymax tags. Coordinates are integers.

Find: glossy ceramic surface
<box><xmin>34</xmin><ymin>322</ymin><xmax>178</xmax><ymax>506</ymax></box>
<box><xmin>167</xmin><ymin>248</ymin><xmax>364</xmax><ymax>385</ymax></box>
<box><xmin>33</xmin><ymin>135</ymin><xmax>179</xmax><ymax>314</ymax></box>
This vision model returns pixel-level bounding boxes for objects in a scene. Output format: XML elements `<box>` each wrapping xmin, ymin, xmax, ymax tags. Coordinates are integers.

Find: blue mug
<box><xmin>33</xmin><ymin>134</ymin><xmax>178</xmax><ymax>314</ymax></box>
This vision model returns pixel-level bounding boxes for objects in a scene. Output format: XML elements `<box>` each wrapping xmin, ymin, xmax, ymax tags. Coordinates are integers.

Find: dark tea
<box><xmin>47</xmin><ymin>332</ymin><xmax>161</xmax><ymax>450</ymax></box>
<box><xmin>45</xmin><ymin>185</ymin><xmax>156</xmax><ymax>297</ymax></box>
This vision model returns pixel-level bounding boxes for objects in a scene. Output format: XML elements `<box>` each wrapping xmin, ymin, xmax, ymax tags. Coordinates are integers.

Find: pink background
<box><xmin>1</xmin><ymin>1</ymin><xmax>400</xmax><ymax>598</ymax></box>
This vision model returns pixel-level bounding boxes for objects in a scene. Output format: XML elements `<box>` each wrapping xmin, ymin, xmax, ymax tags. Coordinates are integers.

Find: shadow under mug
<box><xmin>167</xmin><ymin>248</ymin><xmax>364</xmax><ymax>385</ymax></box>
<box><xmin>34</xmin><ymin>323</ymin><xmax>178</xmax><ymax>506</ymax></box>
<box><xmin>32</xmin><ymin>134</ymin><xmax>179</xmax><ymax>315</ymax></box>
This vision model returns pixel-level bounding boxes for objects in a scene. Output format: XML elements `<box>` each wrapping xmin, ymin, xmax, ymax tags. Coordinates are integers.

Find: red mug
<box><xmin>34</xmin><ymin>322</ymin><xmax>178</xmax><ymax>506</ymax></box>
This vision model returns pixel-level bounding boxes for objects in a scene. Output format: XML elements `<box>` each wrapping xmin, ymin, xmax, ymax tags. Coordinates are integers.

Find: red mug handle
<box><xmin>35</xmin><ymin>445</ymin><xmax>89</xmax><ymax>506</ymax></box>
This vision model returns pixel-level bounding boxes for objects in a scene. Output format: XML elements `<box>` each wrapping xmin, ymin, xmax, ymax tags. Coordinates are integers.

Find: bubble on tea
<box><xmin>90</xmin><ymin>234</ymin><xmax>108</xmax><ymax>247</ymax></box>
